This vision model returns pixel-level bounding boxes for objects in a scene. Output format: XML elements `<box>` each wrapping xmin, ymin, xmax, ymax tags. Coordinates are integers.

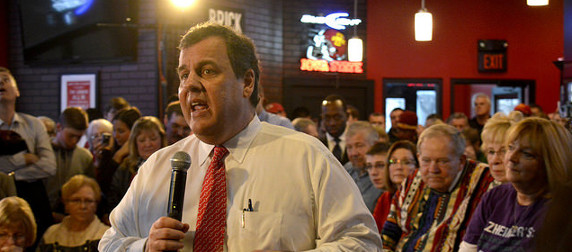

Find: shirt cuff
<box><xmin>129</xmin><ymin>237</ymin><xmax>148</xmax><ymax>252</ymax></box>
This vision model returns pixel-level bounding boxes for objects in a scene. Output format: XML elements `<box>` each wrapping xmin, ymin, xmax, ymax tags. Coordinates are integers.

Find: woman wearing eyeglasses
<box><xmin>38</xmin><ymin>175</ymin><xmax>108</xmax><ymax>251</ymax></box>
<box><xmin>366</xmin><ymin>140</ymin><xmax>418</xmax><ymax>232</ymax></box>
<box><xmin>460</xmin><ymin>118</ymin><xmax>572</xmax><ymax>252</ymax></box>
<box><xmin>0</xmin><ymin>197</ymin><xmax>36</xmax><ymax>252</ymax></box>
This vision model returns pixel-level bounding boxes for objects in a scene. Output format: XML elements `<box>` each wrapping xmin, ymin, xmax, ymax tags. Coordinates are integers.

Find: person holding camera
<box><xmin>86</xmin><ymin>119</ymin><xmax>113</xmax><ymax>191</ymax></box>
<box><xmin>46</xmin><ymin>107</ymin><xmax>95</xmax><ymax>223</ymax></box>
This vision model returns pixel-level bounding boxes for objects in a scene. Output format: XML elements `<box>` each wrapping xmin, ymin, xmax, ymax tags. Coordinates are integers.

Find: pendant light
<box><xmin>415</xmin><ymin>0</ymin><xmax>433</xmax><ymax>41</ymax></box>
<box><xmin>348</xmin><ymin>0</ymin><xmax>363</xmax><ymax>62</ymax></box>
<box><xmin>527</xmin><ymin>0</ymin><xmax>549</xmax><ymax>6</ymax></box>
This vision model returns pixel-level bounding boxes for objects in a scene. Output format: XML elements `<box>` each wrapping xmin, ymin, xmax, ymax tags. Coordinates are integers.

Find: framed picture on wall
<box><xmin>60</xmin><ymin>73</ymin><xmax>97</xmax><ymax>112</ymax></box>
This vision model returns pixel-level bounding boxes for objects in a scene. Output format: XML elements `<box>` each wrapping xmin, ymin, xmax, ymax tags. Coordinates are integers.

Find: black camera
<box><xmin>101</xmin><ymin>133</ymin><xmax>111</xmax><ymax>145</ymax></box>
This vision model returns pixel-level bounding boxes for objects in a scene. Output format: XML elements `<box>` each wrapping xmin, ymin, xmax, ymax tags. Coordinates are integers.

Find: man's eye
<box><xmin>179</xmin><ymin>73</ymin><xmax>189</xmax><ymax>80</ymax></box>
<box><xmin>201</xmin><ymin>68</ymin><xmax>215</xmax><ymax>76</ymax></box>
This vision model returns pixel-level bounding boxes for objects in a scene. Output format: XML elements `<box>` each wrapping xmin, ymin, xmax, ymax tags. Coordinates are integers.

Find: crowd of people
<box><xmin>0</xmin><ymin>22</ymin><xmax>571</xmax><ymax>251</ymax></box>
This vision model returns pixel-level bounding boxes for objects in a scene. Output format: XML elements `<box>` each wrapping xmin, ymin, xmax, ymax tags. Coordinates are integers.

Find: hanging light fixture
<box><xmin>415</xmin><ymin>0</ymin><xmax>433</xmax><ymax>41</ymax></box>
<box><xmin>527</xmin><ymin>0</ymin><xmax>549</xmax><ymax>6</ymax></box>
<box><xmin>348</xmin><ymin>0</ymin><xmax>363</xmax><ymax>62</ymax></box>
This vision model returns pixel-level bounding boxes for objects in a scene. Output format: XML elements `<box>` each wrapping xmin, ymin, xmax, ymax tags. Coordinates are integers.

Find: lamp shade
<box><xmin>415</xmin><ymin>10</ymin><xmax>433</xmax><ymax>41</ymax></box>
<box><xmin>171</xmin><ymin>0</ymin><xmax>195</xmax><ymax>8</ymax></box>
<box><xmin>527</xmin><ymin>0</ymin><xmax>549</xmax><ymax>6</ymax></box>
<box><xmin>348</xmin><ymin>37</ymin><xmax>363</xmax><ymax>62</ymax></box>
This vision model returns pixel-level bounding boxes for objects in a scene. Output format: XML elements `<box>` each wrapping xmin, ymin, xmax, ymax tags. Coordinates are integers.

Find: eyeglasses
<box><xmin>67</xmin><ymin>198</ymin><xmax>96</xmax><ymax>205</ymax></box>
<box><xmin>389</xmin><ymin>159</ymin><xmax>416</xmax><ymax>167</ymax></box>
<box><xmin>366</xmin><ymin>162</ymin><xmax>387</xmax><ymax>171</ymax></box>
<box><xmin>0</xmin><ymin>232</ymin><xmax>26</xmax><ymax>244</ymax></box>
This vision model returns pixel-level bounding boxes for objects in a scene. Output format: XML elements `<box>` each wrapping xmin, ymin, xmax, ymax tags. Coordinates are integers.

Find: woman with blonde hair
<box><xmin>0</xmin><ymin>197</ymin><xmax>36</xmax><ymax>251</ymax></box>
<box><xmin>480</xmin><ymin>111</ymin><xmax>523</xmax><ymax>184</ymax></box>
<box><xmin>38</xmin><ymin>175</ymin><xmax>108</xmax><ymax>251</ymax></box>
<box><xmin>461</xmin><ymin>117</ymin><xmax>572</xmax><ymax>251</ymax></box>
<box><xmin>108</xmin><ymin>116</ymin><xmax>166</xmax><ymax>209</ymax></box>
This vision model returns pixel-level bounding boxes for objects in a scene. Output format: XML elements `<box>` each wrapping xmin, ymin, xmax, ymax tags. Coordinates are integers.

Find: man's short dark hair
<box><xmin>105</xmin><ymin>97</ymin><xmax>130</xmax><ymax>114</ymax></box>
<box><xmin>366</xmin><ymin>142</ymin><xmax>391</xmax><ymax>156</ymax></box>
<box><xmin>165</xmin><ymin>101</ymin><xmax>183</xmax><ymax>119</ymax></box>
<box><xmin>59</xmin><ymin>107</ymin><xmax>88</xmax><ymax>131</ymax></box>
<box><xmin>347</xmin><ymin>105</ymin><xmax>359</xmax><ymax>119</ymax></box>
<box><xmin>447</xmin><ymin>112</ymin><xmax>469</xmax><ymax>123</ymax></box>
<box><xmin>291</xmin><ymin>106</ymin><xmax>311</xmax><ymax>120</ymax></box>
<box><xmin>178</xmin><ymin>22</ymin><xmax>260</xmax><ymax>107</ymax></box>
<box><xmin>322</xmin><ymin>94</ymin><xmax>347</xmax><ymax>112</ymax></box>
<box><xmin>113</xmin><ymin>107</ymin><xmax>142</xmax><ymax>130</ymax></box>
<box><xmin>370</xmin><ymin>112</ymin><xmax>384</xmax><ymax>117</ymax></box>
<box><xmin>391</xmin><ymin>108</ymin><xmax>404</xmax><ymax>114</ymax></box>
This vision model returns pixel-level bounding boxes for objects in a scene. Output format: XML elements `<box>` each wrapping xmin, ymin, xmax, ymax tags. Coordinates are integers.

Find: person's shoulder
<box><xmin>74</xmin><ymin>145</ymin><xmax>93</xmax><ymax>158</ymax></box>
<box><xmin>265</xmin><ymin>112</ymin><xmax>294</xmax><ymax>128</ymax></box>
<box><xmin>260</xmin><ymin>122</ymin><xmax>322</xmax><ymax>145</ymax></box>
<box><xmin>487</xmin><ymin>183</ymin><xmax>514</xmax><ymax>196</ymax></box>
<box><xmin>16</xmin><ymin>112</ymin><xmax>43</xmax><ymax>126</ymax></box>
<box><xmin>465</xmin><ymin>160</ymin><xmax>494</xmax><ymax>185</ymax></box>
<box><xmin>41</xmin><ymin>222</ymin><xmax>62</xmax><ymax>241</ymax></box>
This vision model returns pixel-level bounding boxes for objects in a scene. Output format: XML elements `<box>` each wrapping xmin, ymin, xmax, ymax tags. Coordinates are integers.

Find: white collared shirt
<box><xmin>100</xmin><ymin>116</ymin><xmax>381</xmax><ymax>252</ymax></box>
<box><xmin>325</xmin><ymin>129</ymin><xmax>347</xmax><ymax>156</ymax></box>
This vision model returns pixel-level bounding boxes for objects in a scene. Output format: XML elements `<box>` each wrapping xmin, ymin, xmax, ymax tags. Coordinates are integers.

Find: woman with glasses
<box><xmin>0</xmin><ymin>197</ymin><xmax>36</xmax><ymax>252</ymax></box>
<box><xmin>480</xmin><ymin>111</ymin><xmax>523</xmax><ymax>185</ymax></box>
<box><xmin>366</xmin><ymin>140</ymin><xmax>418</xmax><ymax>232</ymax></box>
<box><xmin>460</xmin><ymin>118</ymin><xmax>572</xmax><ymax>251</ymax></box>
<box><xmin>38</xmin><ymin>175</ymin><xmax>108</xmax><ymax>251</ymax></box>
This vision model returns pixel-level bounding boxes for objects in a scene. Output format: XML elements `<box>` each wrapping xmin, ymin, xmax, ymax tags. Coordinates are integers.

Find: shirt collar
<box><xmin>447</xmin><ymin>161</ymin><xmax>466</xmax><ymax>192</ymax></box>
<box><xmin>0</xmin><ymin>113</ymin><xmax>21</xmax><ymax>127</ymax></box>
<box><xmin>326</xmin><ymin>128</ymin><xmax>346</xmax><ymax>142</ymax></box>
<box><xmin>196</xmin><ymin>116</ymin><xmax>261</xmax><ymax>166</ymax></box>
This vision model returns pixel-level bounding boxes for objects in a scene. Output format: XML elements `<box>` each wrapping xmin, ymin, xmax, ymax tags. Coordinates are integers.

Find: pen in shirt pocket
<box><xmin>242</xmin><ymin>199</ymin><xmax>254</xmax><ymax>228</ymax></box>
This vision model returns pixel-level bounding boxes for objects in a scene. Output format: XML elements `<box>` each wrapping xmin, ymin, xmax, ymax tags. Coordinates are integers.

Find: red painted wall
<box><xmin>366</xmin><ymin>0</ymin><xmax>563</xmax><ymax>117</ymax></box>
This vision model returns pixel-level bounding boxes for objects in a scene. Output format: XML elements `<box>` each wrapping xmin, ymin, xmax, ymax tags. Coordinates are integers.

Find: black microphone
<box><xmin>167</xmin><ymin>151</ymin><xmax>191</xmax><ymax>221</ymax></box>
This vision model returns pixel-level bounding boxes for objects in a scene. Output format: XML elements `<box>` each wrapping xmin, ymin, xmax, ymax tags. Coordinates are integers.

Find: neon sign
<box><xmin>300</xmin><ymin>13</ymin><xmax>361</xmax><ymax>30</ymax></box>
<box><xmin>300</xmin><ymin>58</ymin><xmax>363</xmax><ymax>74</ymax></box>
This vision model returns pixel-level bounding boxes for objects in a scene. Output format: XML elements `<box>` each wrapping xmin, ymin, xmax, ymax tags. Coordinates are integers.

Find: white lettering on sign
<box><xmin>209</xmin><ymin>8</ymin><xmax>242</xmax><ymax>33</ymax></box>
<box><xmin>300</xmin><ymin>13</ymin><xmax>361</xmax><ymax>30</ymax></box>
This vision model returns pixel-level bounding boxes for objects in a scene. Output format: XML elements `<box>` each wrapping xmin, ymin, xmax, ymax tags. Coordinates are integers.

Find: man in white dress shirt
<box><xmin>99</xmin><ymin>23</ymin><xmax>381</xmax><ymax>252</ymax></box>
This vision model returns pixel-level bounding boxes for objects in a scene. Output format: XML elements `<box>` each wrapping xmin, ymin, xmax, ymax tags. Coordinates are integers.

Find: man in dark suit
<box><xmin>320</xmin><ymin>94</ymin><xmax>349</xmax><ymax>164</ymax></box>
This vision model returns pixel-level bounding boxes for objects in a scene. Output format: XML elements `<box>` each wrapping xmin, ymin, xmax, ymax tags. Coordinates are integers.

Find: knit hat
<box><xmin>396</xmin><ymin>111</ymin><xmax>418</xmax><ymax>130</ymax></box>
<box><xmin>265</xmin><ymin>102</ymin><xmax>285</xmax><ymax>114</ymax></box>
<box><xmin>514</xmin><ymin>104</ymin><xmax>531</xmax><ymax>116</ymax></box>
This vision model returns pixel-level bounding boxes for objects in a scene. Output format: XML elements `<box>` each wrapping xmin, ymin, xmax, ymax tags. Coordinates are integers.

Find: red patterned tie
<box><xmin>194</xmin><ymin>146</ymin><xmax>229</xmax><ymax>252</ymax></box>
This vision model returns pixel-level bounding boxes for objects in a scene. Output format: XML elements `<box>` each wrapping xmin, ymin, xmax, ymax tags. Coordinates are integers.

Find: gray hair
<box><xmin>346</xmin><ymin>121</ymin><xmax>379</xmax><ymax>146</ymax></box>
<box><xmin>472</xmin><ymin>93</ymin><xmax>491</xmax><ymax>107</ymax></box>
<box><xmin>418</xmin><ymin>123</ymin><xmax>466</xmax><ymax>157</ymax></box>
<box><xmin>86</xmin><ymin>119</ymin><xmax>113</xmax><ymax>146</ymax></box>
<box><xmin>292</xmin><ymin>118</ymin><xmax>315</xmax><ymax>132</ymax></box>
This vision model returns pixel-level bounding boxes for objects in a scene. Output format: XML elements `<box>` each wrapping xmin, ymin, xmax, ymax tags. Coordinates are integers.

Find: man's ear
<box><xmin>242</xmin><ymin>69</ymin><xmax>255</xmax><ymax>98</ymax></box>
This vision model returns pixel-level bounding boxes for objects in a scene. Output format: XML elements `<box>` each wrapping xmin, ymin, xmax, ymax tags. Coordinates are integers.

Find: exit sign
<box><xmin>478</xmin><ymin>40</ymin><xmax>507</xmax><ymax>73</ymax></box>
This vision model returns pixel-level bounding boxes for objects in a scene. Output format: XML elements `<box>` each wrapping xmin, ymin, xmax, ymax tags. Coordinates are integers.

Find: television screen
<box><xmin>18</xmin><ymin>0</ymin><xmax>138</xmax><ymax>65</ymax></box>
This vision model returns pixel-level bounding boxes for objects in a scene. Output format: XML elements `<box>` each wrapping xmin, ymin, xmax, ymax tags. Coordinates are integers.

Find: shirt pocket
<box><xmin>228</xmin><ymin>207</ymin><xmax>283</xmax><ymax>250</ymax></box>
